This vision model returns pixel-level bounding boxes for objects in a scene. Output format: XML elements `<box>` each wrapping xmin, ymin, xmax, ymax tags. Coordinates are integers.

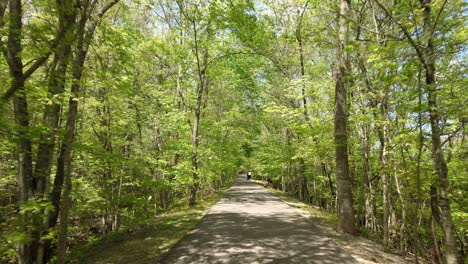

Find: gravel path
<box><xmin>160</xmin><ymin>176</ymin><xmax>358</xmax><ymax>264</ymax></box>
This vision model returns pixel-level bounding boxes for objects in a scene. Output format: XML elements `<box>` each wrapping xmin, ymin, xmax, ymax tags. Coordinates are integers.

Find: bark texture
<box><xmin>334</xmin><ymin>0</ymin><xmax>356</xmax><ymax>235</ymax></box>
<box><xmin>420</xmin><ymin>1</ymin><xmax>458</xmax><ymax>262</ymax></box>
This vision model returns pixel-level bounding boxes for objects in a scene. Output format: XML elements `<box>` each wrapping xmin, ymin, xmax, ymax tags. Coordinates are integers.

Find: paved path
<box><xmin>160</xmin><ymin>177</ymin><xmax>358</xmax><ymax>264</ymax></box>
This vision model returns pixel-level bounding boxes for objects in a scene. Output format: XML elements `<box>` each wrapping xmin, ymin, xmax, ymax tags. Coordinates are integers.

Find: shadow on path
<box><xmin>160</xmin><ymin>177</ymin><xmax>358</xmax><ymax>264</ymax></box>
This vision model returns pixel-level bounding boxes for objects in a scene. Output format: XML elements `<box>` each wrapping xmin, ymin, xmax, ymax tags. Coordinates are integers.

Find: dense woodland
<box><xmin>0</xmin><ymin>0</ymin><xmax>466</xmax><ymax>263</ymax></box>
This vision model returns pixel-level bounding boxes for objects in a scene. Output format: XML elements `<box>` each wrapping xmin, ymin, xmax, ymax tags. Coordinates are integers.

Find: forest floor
<box><xmin>69</xmin><ymin>176</ymin><xmax>422</xmax><ymax>263</ymax></box>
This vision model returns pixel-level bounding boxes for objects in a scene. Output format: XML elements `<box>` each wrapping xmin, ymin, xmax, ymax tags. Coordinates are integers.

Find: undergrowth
<box><xmin>67</xmin><ymin>191</ymin><xmax>226</xmax><ymax>264</ymax></box>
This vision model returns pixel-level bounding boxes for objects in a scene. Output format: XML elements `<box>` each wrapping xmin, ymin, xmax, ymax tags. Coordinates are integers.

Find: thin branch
<box><xmin>441</xmin><ymin>125</ymin><xmax>463</xmax><ymax>147</ymax></box>
<box><xmin>2</xmin><ymin>15</ymin><xmax>66</xmax><ymax>101</ymax></box>
<box><xmin>2</xmin><ymin>0</ymin><xmax>119</xmax><ymax>102</ymax></box>
<box><xmin>372</xmin><ymin>0</ymin><xmax>427</xmax><ymax>68</ymax></box>
<box><xmin>295</xmin><ymin>1</ymin><xmax>309</xmax><ymax>43</ymax></box>
<box><xmin>432</xmin><ymin>0</ymin><xmax>448</xmax><ymax>36</ymax></box>
<box><xmin>99</xmin><ymin>0</ymin><xmax>120</xmax><ymax>19</ymax></box>
<box><xmin>83</xmin><ymin>0</ymin><xmax>120</xmax><ymax>49</ymax></box>
<box><xmin>410</xmin><ymin>0</ymin><xmax>422</xmax><ymax>44</ymax></box>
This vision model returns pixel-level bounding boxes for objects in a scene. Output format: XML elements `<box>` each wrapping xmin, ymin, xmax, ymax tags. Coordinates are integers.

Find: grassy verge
<box><xmin>67</xmin><ymin>191</ymin><xmax>226</xmax><ymax>264</ymax></box>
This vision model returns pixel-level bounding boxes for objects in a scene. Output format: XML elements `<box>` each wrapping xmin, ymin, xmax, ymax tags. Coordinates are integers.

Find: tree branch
<box><xmin>83</xmin><ymin>0</ymin><xmax>120</xmax><ymax>50</ymax></box>
<box><xmin>372</xmin><ymin>0</ymin><xmax>427</xmax><ymax>68</ymax></box>
<box><xmin>295</xmin><ymin>1</ymin><xmax>309</xmax><ymax>43</ymax></box>
<box><xmin>2</xmin><ymin>0</ymin><xmax>119</xmax><ymax>102</ymax></box>
<box><xmin>432</xmin><ymin>0</ymin><xmax>448</xmax><ymax>36</ymax></box>
<box><xmin>99</xmin><ymin>0</ymin><xmax>120</xmax><ymax>19</ymax></box>
<box><xmin>2</xmin><ymin>7</ymin><xmax>68</xmax><ymax>101</ymax></box>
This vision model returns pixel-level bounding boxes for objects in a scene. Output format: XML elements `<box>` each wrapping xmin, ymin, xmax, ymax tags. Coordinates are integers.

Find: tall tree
<box><xmin>373</xmin><ymin>0</ymin><xmax>459</xmax><ymax>261</ymax></box>
<box><xmin>1</xmin><ymin>1</ymin><xmax>75</xmax><ymax>262</ymax></box>
<box><xmin>176</xmin><ymin>0</ymin><xmax>213</xmax><ymax>206</ymax></box>
<box><xmin>334</xmin><ymin>0</ymin><xmax>356</xmax><ymax>235</ymax></box>
<box><xmin>55</xmin><ymin>1</ymin><xmax>120</xmax><ymax>263</ymax></box>
<box><xmin>419</xmin><ymin>0</ymin><xmax>458</xmax><ymax>262</ymax></box>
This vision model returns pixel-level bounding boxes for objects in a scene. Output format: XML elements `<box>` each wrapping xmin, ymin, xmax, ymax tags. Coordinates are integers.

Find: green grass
<box><xmin>67</xmin><ymin>192</ymin><xmax>226</xmax><ymax>264</ymax></box>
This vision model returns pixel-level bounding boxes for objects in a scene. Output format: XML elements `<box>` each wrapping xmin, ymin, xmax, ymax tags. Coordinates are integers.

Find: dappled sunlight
<box><xmin>160</xmin><ymin>178</ymin><xmax>357</xmax><ymax>264</ymax></box>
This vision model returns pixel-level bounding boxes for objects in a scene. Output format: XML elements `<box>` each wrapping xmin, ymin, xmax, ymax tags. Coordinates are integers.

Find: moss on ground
<box><xmin>67</xmin><ymin>192</ymin><xmax>225</xmax><ymax>264</ymax></box>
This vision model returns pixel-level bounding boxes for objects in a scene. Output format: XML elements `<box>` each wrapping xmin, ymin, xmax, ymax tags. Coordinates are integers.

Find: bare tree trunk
<box><xmin>188</xmin><ymin>19</ymin><xmax>207</xmax><ymax>206</ymax></box>
<box><xmin>334</xmin><ymin>0</ymin><xmax>356</xmax><ymax>235</ymax></box>
<box><xmin>393</xmin><ymin>160</ymin><xmax>407</xmax><ymax>252</ymax></box>
<box><xmin>415</xmin><ymin>64</ymin><xmax>424</xmax><ymax>264</ymax></box>
<box><xmin>322</xmin><ymin>163</ymin><xmax>336</xmax><ymax>201</ymax></box>
<box><xmin>431</xmin><ymin>185</ymin><xmax>443</xmax><ymax>264</ymax></box>
<box><xmin>296</xmin><ymin>1</ymin><xmax>310</xmax><ymax>123</ymax></box>
<box><xmin>6</xmin><ymin>1</ymin><xmax>35</xmax><ymax>263</ymax></box>
<box><xmin>51</xmin><ymin>1</ymin><xmax>119</xmax><ymax>261</ymax></box>
<box><xmin>35</xmin><ymin>2</ymin><xmax>77</xmax><ymax>262</ymax></box>
<box><xmin>36</xmin><ymin>0</ymin><xmax>77</xmax><ymax>208</ymax></box>
<box><xmin>361</xmin><ymin>124</ymin><xmax>376</xmax><ymax>232</ymax></box>
<box><xmin>378</xmin><ymin>105</ymin><xmax>390</xmax><ymax>248</ymax></box>
<box><xmin>299</xmin><ymin>159</ymin><xmax>310</xmax><ymax>203</ymax></box>
<box><xmin>419</xmin><ymin>1</ymin><xmax>458</xmax><ymax>262</ymax></box>
<box><xmin>56</xmin><ymin>163</ymin><xmax>71</xmax><ymax>264</ymax></box>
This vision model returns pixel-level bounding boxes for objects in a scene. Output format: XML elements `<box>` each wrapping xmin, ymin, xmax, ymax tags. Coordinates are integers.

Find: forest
<box><xmin>0</xmin><ymin>0</ymin><xmax>466</xmax><ymax>263</ymax></box>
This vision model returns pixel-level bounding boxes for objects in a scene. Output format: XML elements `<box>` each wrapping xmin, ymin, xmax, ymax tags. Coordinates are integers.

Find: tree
<box><xmin>334</xmin><ymin>0</ymin><xmax>356</xmax><ymax>235</ymax></box>
<box><xmin>372</xmin><ymin>0</ymin><xmax>460</xmax><ymax>261</ymax></box>
<box><xmin>55</xmin><ymin>2</ymin><xmax>119</xmax><ymax>263</ymax></box>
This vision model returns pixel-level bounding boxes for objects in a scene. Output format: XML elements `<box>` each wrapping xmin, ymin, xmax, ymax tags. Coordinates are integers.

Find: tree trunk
<box><xmin>420</xmin><ymin>1</ymin><xmax>458</xmax><ymax>262</ymax></box>
<box><xmin>189</xmin><ymin>86</ymin><xmax>201</xmax><ymax>206</ymax></box>
<box><xmin>7</xmin><ymin>1</ymin><xmax>35</xmax><ymax>263</ymax></box>
<box><xmin>37</xmin><ymin>2</ymin><xmax>77</xmax><ymax>262</ymax></box>
<box><xmin>295</xmin><ymin>3</ymin><xmax>311</xmax><ymax>205</ymax></box>
<box><xmin>431</xmin><ymin>185</ymin><xmax>443</xmax><ymax>264</ymax></box>
<box><xmin>378</xmin><ymin>104</ymin><xmax>390</xmax><ymax>248</ymax></box>
<box><xmin>296</xmin><ymin>1</ymin><xmax>310</xmax><ymax>123</ymax></box>
<box><xmin>52</xmin><ymin>8</ymin><xmax>88</xmax><ymax>262</ymax></box>
<box><xmin>37</xmin><ymin>0</ymin><xmax>77</xmax><ymax>208</ymax></box>
<box><xmin>56</xmin><ymin>163</ymin><xmax>72</xmax><ymax>264</ymax></box>
<box><xmin>47</xmin><ymin>0</ymin><xmax>119</xmax><ymax>256</ymax></box>
<box><xmin>334</xmin><ymin>0</ymin><xmax>356</xmax><ymax>235</ymax></box>
<box><xmin>415</xmin><ymin>64</ymin><xmax>424</xmax><ymax>263</ymax></box>
<box><xmin>14</xmin><ymin>91</ymin><xmax>35</xmax><ymax>264</ymax></box>
<box><xmin>298</xmin><ymin>158</ymin><xmax>310</xmax><ymax>203</ymax></box>
<box><xmin>188</xmin><ymin>17</ymin><xmax>208</xmax><ymax>206</ymax></box>
<box><xmin>322</xmin><ymin>162</ymin><xmax>336</xmax><ymax>200</ymax></box>
<box><xmin>393</xmin><ymin>160</ymin><xmax>407</xmax><ymax>252</ymax></box>
<box><xmin>361</xmin><ymin>124</ymin><xmax>376</xmax><ymax>232</ymax></box>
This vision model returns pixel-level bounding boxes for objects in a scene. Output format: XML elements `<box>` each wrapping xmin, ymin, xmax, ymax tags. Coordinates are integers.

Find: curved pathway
<box><xmin>160</xmin><ymin>176</ymin><xmax>358</xmax><ymax>264</ymax></box>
